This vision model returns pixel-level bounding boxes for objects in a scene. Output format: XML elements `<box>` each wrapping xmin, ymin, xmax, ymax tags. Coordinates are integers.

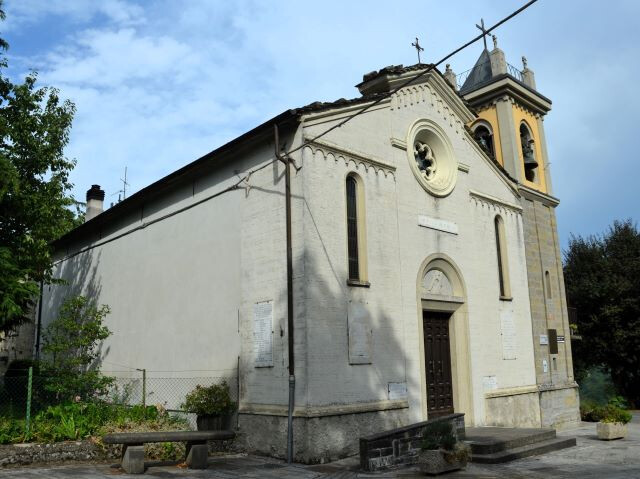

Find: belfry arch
<box><xmin>416</xmin><ymin>254</ymin><xmax>473</xmax><ymax>423</ymax></box>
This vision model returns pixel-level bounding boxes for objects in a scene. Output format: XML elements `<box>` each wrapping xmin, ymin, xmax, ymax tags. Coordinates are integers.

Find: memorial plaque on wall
<box><xmin>500</xmin><ymin>310</ymin><xmax>517</xmax><ymax>360</ymax></box>
<box><xmin>253</xmin><ymin>300</ymin><xmax>273</xmax><ymax>367</ymax></box>
<box><xmin>348</xmin><ymin>301</ymin><xmax>373</xmax><ymax>364</ymax></box>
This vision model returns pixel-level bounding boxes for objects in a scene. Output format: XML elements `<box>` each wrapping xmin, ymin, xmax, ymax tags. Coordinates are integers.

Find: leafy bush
<box><xmin>0</xmin><ymin>417</ymin><xmax>25</xmax><ymax>444</ymax></box>
<box><xmin>181</xmin><ymin>382</ymin><xmax>236</xmax><ymax>416</ymax></box>
<box><xmin>421</xmin><ymin>421</ymin><xmax>457</xmax><ymax>451</ymax></box>
<box><xmin>580</xmin><ymin>401</ymin><xmax>605</xmax><ymax>422</ymax></box>
<box><xmin>41</xmin><ymin>296</ymin><xmax>113</xmax><ymax>403</ymax></box>
<box><xmin>600</xmin><ymin>405</ymin><xmax>632</xmax><ymax>425</ymax></box>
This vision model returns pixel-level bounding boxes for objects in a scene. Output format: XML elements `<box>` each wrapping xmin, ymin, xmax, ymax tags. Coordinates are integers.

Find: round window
<box><xmin>406</xmin><ymin>119</ymin><xmax>457</xmax><ymax>197</ymax></box>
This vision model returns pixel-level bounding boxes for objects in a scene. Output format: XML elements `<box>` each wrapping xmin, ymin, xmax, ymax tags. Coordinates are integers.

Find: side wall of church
<box><xmin>521</xmin><ymin>194</ymin><xmax>580</xmax><ymax>429</ymax></box>
<box><xmin>41</xmin><ymin>140</ymin><xmax>298</xmax><ymax>415</ymax></box>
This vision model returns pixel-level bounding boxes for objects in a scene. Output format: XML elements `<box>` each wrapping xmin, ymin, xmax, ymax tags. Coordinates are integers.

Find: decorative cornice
<box><xmin>238</xmin><ymin>399</ymin><xmax>409</xmax><ymax>418</ymax></box>
<box><xmin>389</xmin><ymin>72</ymin><xmax>474</xmax><ymax>139</ymax></box>
<box><xmin>303</xmin><ymin>136</ymin><xmax>396</xmax><ymax>177</ymax></box>
<box><xmin>518</xmin><ymin>184</ymin><xmax>560</xmax><ymax>207</ymax></box>
<box><xmin>469</xmin><ymin>189</ymin><xmax>523</xmax><ymax>214</ymax></box>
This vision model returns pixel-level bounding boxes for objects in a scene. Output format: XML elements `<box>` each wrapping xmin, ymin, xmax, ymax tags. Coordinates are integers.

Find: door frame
<box><xmin>416</xmin><ymin>254</ymin><xmax>474</xmax><ymax>423</ymax></box>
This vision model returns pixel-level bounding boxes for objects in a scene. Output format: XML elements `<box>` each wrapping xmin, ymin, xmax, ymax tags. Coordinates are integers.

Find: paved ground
<box><xmin>2</xmin><ymin>414</ymin><xmax>639</xmax><ymax>478</ymax></box>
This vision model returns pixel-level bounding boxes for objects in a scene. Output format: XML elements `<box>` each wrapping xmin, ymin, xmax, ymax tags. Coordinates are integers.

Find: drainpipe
<box><xmin>275</xmin><ymin>125</ymin><xmax>296</xmax><ymax>464</ymax></box>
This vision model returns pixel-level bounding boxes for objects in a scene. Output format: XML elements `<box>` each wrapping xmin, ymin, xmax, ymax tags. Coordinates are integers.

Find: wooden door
<box><xmin>423</xmin><ymin>311</ymin><xmax>454</xmax><ymax>417</ymax></box>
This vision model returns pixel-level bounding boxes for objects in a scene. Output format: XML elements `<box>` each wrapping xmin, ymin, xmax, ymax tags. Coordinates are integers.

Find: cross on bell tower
<box><xmin>411</xmin><ymin>37</ymin><xmax>424</xmax><ymax>64</ymax></box>
<box><xmin>476</xmin><ymin>18</ymin><xmax>490</xmax><ymax>50</ymax></box>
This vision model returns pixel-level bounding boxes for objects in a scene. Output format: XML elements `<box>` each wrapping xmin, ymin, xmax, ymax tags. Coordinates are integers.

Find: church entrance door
<box><xmin>423</xmin><ymin>310</ymin><xmax>454</xmax><ymax>417</ymax></box>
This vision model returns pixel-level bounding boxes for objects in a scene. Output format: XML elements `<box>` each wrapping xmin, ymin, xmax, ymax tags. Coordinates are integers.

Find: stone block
<box><xmin>122</xmin><ymin>445</ymin><xmax>144</xmax><ymax>474</ymax></box>
<box><xmin>186</xmin><ymin>443</ymin><xmax>209</xmax><ymax>469</ymax></box>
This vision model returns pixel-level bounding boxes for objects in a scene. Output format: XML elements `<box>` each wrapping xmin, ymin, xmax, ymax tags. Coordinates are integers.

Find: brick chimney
<box><xmin>85</xmin><ymin>185</ymin><xmax>105</xmax><ymax>222</ymax></box>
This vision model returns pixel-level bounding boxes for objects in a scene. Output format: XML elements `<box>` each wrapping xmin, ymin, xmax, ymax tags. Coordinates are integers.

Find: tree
<box><xmin>41</xmin><ymin>296</ymin><xmax>112</xmax><ymax>402</ymax></box>
<box><xmin>564</xmin><ymin>219</ymin><xmax>640</xmax><ymax>407</ymax></box>
<box><xmin>0</xmin><ymin>1</ymin><xmax>80</xmax><ymax>332</ymax></box>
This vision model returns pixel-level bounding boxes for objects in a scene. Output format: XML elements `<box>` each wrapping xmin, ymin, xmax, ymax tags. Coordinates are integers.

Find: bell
<box><xmin>523</xmin><ymin>139</ymin><xmax>538</xmax><ymax>169</ymax></box>
<box><xmin>523</xmin><ymin>151</ymin><xmax>538</xmax><ymax>169</ymax></box>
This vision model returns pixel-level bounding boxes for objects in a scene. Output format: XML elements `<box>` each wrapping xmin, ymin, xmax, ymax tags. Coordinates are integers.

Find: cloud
<box><xmin>3</xmin><ymin>0</ymin><xmax>638</xmax><ymax>248</ymax></box>
<box><xmin>3</xmin><ymin>0</ymin><xmax>144</xmax><ymax>30</ymax></box>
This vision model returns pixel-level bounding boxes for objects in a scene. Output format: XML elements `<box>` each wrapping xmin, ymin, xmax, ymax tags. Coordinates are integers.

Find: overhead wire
<box><xmin>53</xmin><ymin>0</ymin><xmax>538</xmax><ymax>264</ymax></box>
<box><xmin>283</xmin><ymin>0</ymin><xmax>539</xmax><ymax>158</ymax></box>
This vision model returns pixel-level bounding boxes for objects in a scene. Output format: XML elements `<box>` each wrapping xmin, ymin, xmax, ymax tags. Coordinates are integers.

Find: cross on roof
<box><xmin>411</xmin><ymin>37</ymin><xmax>424</xmax><ymax>64</ymax></box>
<box><xmin>476</xmin><ymin>18</ymin><xmax>490</xmax><ymax>50</ymax></box>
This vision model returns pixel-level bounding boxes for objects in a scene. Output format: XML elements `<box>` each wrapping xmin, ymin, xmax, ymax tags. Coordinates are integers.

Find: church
<box><xmin>41</xmin><ymin>37</ymin><xmax>580</xmax><ymax>462</ymax></box>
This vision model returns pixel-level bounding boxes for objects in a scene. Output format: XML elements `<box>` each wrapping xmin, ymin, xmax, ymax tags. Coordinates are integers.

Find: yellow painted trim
<box><xmin>472</xmin><ymin>108</ymin><xmax>504</xmax><ymax>168</ymax></box>
<box><xmin>512</xmin><ymin>105</ymin><xmax>548</xmax><ymax>193</ymax></box>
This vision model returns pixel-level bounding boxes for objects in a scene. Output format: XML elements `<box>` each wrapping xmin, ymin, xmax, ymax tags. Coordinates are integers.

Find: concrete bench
<box><xmin>102</xmin><ymin>430</ymin><xmax>235</xmax><ymax>474</ymax></box>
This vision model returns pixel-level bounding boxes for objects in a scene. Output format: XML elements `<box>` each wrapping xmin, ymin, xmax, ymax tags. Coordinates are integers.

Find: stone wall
<box><xmin>520</xmin><ymin>192</ymin><xmax>580</xmax><ymax>429</ymax></box>
<box><xmin>359</xmin><ymin>413</ymin><xmax>465</xmax><ymax>472</ymax></box>
<box><xmin>485</xmin><ymin>389</ymin><xmax>541</xmax><ymax>427</ymax></box>
<box><xmin>236</xmin><ymin>406</ymin><xmax>410</xmax><ymax>464</ymax></box>
<box><xmin>0</xmin><ymin>440</ymin><xmax>112</xmax><ymax>467</ymax></box>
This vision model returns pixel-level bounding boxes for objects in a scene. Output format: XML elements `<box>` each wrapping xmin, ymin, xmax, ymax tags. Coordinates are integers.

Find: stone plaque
<box><xmin>542</xmin><ymin>358</ymin><xmax>549</xmax><ymax>373</ymax></box>
<box><xmin>500</xmin><ymin>310</ymin><xmax>517</xmax><ymax>360</ymax></box>
<box><xmin>482</xmin><ymin>376</ymin><xmax>498</xmax><ymax>392</ymax></box>
<box><xmin>539</xmin><ymin>334</ymin><xmax>548</xmax><ymax>345</ymax></box>
<box><xmin>388</xmin><ymin>382</ymin><xmax>408</xmax><ymax>400</ymax></box>
<box><xmin>418</xmin><ymin>215</ymin><xmax>459</xmax><ymax>235</ymax></box>
<box><xmin>253</xmin><ymin>300</ymin><xmax>273</xmax><ymax>367</ymax></box>
<box><xmin>348</xmin><ymin>301</ymin><xmax>372</xmax><ymax>364</ymax></box>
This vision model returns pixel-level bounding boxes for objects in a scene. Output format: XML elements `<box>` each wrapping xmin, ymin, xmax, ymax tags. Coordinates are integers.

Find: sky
<box><xmin>2</xmin><ymin>0</ymin><xmax>638</xmax><ymax>251</ymax></box>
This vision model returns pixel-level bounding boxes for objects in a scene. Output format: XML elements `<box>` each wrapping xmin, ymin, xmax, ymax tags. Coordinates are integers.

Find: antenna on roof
<box><xmin>111</xmin><ymin>166</ymin><xmax>130</xmax><ymax>204</ymax></box>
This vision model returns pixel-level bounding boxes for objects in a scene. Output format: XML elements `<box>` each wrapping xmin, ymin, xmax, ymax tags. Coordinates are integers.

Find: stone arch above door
<box><xmin>418</xmin><ymin>254</ymin><xmax>466</xmax><ymax>309</ymax></box>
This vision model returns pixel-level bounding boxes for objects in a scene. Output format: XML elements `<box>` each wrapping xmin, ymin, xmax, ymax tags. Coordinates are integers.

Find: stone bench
<box><xmin>102</xmin><ymin>430</ymin><xmax>235</xmax><ymax>474</ymax></box>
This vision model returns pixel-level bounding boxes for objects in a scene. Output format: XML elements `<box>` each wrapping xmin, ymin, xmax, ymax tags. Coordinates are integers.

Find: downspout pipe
<box><xmin>276</xmin><ymin>125</ymin><xmax>296</xmax><ymax>464</ymax></box>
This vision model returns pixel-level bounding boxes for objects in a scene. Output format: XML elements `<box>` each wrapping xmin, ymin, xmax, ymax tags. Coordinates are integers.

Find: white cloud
<box><xmin>4</xmin><ymin>0</ymin><xmax>144</xmax><ymax>30</ymax></box>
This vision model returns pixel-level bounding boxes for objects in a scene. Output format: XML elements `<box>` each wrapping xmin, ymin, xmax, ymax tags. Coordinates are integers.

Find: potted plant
<box><xmin>597</xmin><ymin>404</ymin><xmax>632</xmax><ymax>440</ymax></box>
<box><xmin>181</xmin><ymin>381</ymin><xmax>236</xmax><ymax>431</ymax></box>
<box><xmin>418</xmin><ymin>421</ymin><xmax>470</xmax><ymax>475</ymax></box>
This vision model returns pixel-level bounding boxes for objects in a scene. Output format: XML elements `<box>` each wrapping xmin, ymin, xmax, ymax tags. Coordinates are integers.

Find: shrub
<box><xmin>181</xmin><ymin>382</ymin><xmax>236</xmax><ymax>416</ymax></box>
<box><xmin>40</xmin><ymin>296</ymin><xmax>113</xmax><ymax>403</ymax></box>
<box><xmin>580</xmin><ymin>401</ymin><xmax>605</xmax><ymax>422</ymax></box>
<box><xmin>421</xmin><ymin>421</ymin><xmax>457</xmax><ymax>451</ymax></box>
<box><xmin>600</xmin><ymin>404</ymin><xmax>632</xmax><ymax>425</ymax></box>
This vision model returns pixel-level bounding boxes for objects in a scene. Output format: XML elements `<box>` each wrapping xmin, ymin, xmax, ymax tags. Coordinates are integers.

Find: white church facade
<box><xmin>42</xmin><ymin>42</ymin><xmax>580</xmax><ymax>462</ymax></box>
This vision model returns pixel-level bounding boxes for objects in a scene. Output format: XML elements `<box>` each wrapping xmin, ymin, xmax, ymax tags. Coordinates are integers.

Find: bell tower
<box><xmin>452</xmin><ymin>36</ymin><xmax>581</xmax><ymax>429</ymax></box>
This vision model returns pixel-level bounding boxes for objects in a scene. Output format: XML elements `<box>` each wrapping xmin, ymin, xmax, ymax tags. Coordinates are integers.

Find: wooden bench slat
<box><xmin>102</xmin><ymin>430</ymin><xmax>235</xmax><ymax>444</ymax></box>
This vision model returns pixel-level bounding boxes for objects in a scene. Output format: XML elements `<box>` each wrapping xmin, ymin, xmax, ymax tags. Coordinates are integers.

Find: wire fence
<box><xmin>0</xmin><ymin>369</ymin><xmax>238</xmax><ymax>430</ymax></box>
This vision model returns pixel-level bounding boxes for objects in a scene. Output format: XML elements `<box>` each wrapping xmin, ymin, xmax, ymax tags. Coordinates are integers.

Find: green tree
<box><xmin>41</xmin><ymin>296</ymin><xmax>112</xmax><ymax>402</ymax></box>
<box><xmin>0</xmin><ymin>1</ymin><xmax>80</xmax><ymax>332</ymax></box>
<box><xmin>564</xmin><ymin>219</ymin><xmax>640</xmax><ymax>407</ymax></box>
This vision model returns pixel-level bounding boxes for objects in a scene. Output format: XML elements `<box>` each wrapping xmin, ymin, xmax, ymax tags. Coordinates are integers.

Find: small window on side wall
<box><xmin>346</xmin><ymin>174</ymin><xmax>368</xmax><ymax>285</ymax></box>
<box><xmin>494</xmin><ymin>215</ymin><xmax>511</xmax><ymax>299</ymax></box>
<box><xmin>545</xmin><ymin>271</ymin><xmax>553</xmax><ymax>299</ymax></box>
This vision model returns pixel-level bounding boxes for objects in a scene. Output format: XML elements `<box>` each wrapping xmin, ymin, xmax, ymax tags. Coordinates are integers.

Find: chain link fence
<box><xmin>0</xmin><ymin>369</ymin><xmax>239</xmax><ymax>429</ymax></box>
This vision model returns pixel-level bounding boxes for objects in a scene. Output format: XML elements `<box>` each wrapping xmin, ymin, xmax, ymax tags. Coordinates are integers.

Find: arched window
<box><xmin>520</xmin><ymin>122</ymin><xmax>538</xmax><ymax>182</ymax></box>
<box><xmin>494</xmin><ymin>215</ymin><xmax>511</xmax><ymax>299</ymax></box>
<box><xmin>346</xmin><ymin>174</ymin><xmax>368</xmax><ymax>284</ymax></box>
<box><xmin>473</xmin><ymin>123</ymin><xmax>495</xmax><ymax>159</ymax></box>
<box><xmin>545</xmin><ymin>270</ymin><xmax>552</xmax><ymax>299</ymax></box>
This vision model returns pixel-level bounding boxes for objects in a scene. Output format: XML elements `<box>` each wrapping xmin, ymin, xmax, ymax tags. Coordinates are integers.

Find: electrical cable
<box><xmin>53</xmin><ymin>0</ymin><xmax>538</xmax><ymax>264</ymax></box>
<box><xmin>283</xmin><ymin>0</ymin><xmax>538</xmax><ymax>157</ymax></box>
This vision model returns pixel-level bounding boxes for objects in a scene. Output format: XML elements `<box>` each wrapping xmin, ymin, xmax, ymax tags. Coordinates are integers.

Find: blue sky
<box><xmin>2</xmin><ymin>0</ymin><xmax>638</xmax><ymax>251</ymax></box>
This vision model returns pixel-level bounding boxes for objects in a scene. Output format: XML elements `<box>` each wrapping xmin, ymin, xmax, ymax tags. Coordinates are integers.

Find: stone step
<box><xmin>466</xmin><ymin>427</ymin><xmax>557</xmax><ymax>455</ymax></box>
<box><xmin>470</xmin><ymin>436</ymin><xmax>577</xmax><ymax>464</ymax></box>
